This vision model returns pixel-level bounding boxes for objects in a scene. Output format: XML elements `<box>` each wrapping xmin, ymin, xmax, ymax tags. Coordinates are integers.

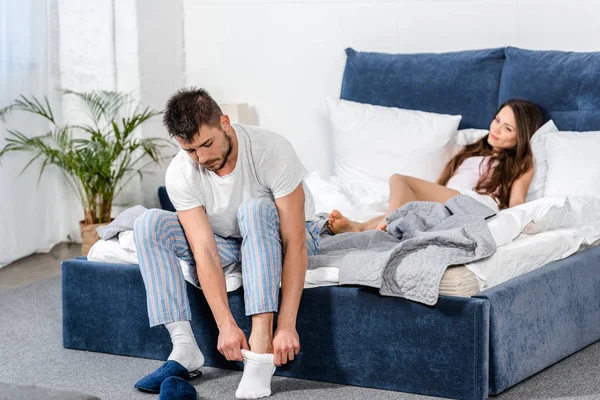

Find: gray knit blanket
<box><xmin>308</xmin><ymin>195</ymin><xmax>497</xmax><ymax>305</ymax></box>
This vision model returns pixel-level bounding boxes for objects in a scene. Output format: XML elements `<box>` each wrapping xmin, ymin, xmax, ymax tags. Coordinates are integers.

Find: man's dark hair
<box><xmin>163</xmin><ymin>87</ymin><xmax>223</xmax><ymax>142</ymax></box>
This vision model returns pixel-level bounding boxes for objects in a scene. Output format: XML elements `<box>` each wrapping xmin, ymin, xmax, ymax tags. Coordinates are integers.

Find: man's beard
<box><xmin>203</xmin><ymin>130</ymin><xmax>233</xmax><ymax>171</ymax></box>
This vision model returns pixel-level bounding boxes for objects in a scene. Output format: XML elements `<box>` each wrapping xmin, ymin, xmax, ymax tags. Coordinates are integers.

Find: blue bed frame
<box><xmin>62</xmin><ymin>47</ymin><xmax>600</xmax><ymax>400</ymax></box>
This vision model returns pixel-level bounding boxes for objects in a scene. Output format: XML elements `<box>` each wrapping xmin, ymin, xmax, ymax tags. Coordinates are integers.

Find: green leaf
<box><xmin>0</xmin><ymin>95</ymin><xmax>56</xmax><ymax>124</ymax></box>
<box><xmin>2</xmin><ymin>88</ymin><xmax>166</xmax><ymax>223</ymax></box>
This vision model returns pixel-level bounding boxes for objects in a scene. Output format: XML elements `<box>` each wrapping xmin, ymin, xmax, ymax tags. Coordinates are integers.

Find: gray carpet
<box><xmin>0</xmin><ymin>277</ymin><xmax>599</xmax><ymax>400</ymax></box>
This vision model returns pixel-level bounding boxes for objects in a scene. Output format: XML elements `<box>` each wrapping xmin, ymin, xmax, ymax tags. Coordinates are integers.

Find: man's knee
<box><xmin>236</xmin><ymin>198</ymin><xmax>278</xmax><ymax>226</ymax></box>
<box><xmin>134</xmin><ymin>208</ymin><xmax>177</xmax><ymax>238</ymax></box>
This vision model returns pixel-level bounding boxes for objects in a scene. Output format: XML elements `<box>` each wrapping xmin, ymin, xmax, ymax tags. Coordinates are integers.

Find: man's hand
<box><xmin>217</xmin><ymin>324</ymin><xmax>249</xmax><ymax>361</ymax></box>
<box><xmin>272</xmin><ymin>326</ymin><xmax>300</xmax><ymax>366</ymax></box>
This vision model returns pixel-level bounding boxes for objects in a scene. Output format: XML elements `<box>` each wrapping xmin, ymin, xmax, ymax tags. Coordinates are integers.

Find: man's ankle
<box><xmin>248</xmin><ymin>335</ymin><xmax>273</xmax><ymax>354</ymax></box>
<box><xmin>249</xmin><ymin>313</ymin><xmax>275</xmax><ymax>354</ymax></box>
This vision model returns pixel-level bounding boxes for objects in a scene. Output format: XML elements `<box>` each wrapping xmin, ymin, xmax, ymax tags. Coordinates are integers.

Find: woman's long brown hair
<box><xmin>437</xmin><ymin>99</ymin><xmax>544</xmax><ymax>209</ymax></box>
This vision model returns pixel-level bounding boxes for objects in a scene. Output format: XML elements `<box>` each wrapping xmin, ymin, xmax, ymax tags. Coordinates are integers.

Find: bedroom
<box><xmin>1</xmin><ymin>1</ymin><xmax>599</xmax><ymax>399</ymax></box>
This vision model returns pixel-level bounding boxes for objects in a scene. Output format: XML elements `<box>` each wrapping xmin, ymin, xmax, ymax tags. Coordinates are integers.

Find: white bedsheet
<box><xmin>305</xmin><ymin>172</ymin><xmax>600</xmax><ymax>291</ymax></box>
<box><xmin>466</xmin><ymin>228</ymin><xmax>592</xmax><ymax>291</ymax></box>
<box><xmin>469</xmin><ymin>195</ymin><xmax>600</xmax><ymax>289</ymax></box>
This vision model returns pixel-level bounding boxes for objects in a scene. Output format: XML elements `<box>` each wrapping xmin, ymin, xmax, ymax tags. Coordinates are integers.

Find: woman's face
<box><xmin>488</xmin><ymin>106</ymin><xmax>518</xmax><ymax>150</ymax></box>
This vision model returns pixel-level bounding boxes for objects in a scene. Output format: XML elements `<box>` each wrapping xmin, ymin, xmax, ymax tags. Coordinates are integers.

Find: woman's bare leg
<box><xmin>371</xmin><ymin>174</ymin><xmax>420</xmax><ymax>230</ymax></box>
<box><xmin>327</xmin><ymin>210</ymin><xmax>362</xmax><ymax>233</ymax></box>
<box><xmin>388</xmin><ymin>174</ymin><xmax>418</xmax><ymax>211</ymax></box>
<box><xmin>328</xmin><ymin>174</ymin><xmax>461</xmax><ymax>234</ymax></box>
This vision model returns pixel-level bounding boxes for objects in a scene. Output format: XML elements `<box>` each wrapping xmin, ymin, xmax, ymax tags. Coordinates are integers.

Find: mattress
<box><xmin>439</xmin><ymin>265</ymin><xmax>480</xmax><ymax>297</ymax></box>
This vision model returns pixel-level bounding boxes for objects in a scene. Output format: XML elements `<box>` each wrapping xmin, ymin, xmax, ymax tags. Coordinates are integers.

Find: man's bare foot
<box><xmin>328</xmin><ymin>210</ymin><xmax>361</xmax><ymax>234</ymax></box>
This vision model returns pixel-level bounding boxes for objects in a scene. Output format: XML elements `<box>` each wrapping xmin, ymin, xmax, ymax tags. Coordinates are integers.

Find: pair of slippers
<box><xmin>135</xmin><ymin>360</ymin><xmax>202</xmax><ymax>399</ymax></box>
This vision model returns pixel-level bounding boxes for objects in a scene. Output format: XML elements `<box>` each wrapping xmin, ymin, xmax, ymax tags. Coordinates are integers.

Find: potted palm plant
<box><xmin>0</xmin><ymin>90</ymin><xmax>174</xmax><ymax>255</ymax></box>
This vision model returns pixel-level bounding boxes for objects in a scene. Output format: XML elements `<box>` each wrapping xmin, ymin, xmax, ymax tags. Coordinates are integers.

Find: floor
<box><xmin>0</xmin><ymin>242</ymin><xmax>81</xmax><ymax>290</ymax></box>
<box><xmin>2</xmin><ymin>242</ymin><xmax>600</xmax><ymax>400</ymax></box>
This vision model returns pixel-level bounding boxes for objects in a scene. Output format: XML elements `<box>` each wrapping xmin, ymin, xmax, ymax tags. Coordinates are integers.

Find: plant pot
<box><xmin>80</xmin><ymin>221</ymin><xmax>110</xmax><ymax>256</ymax></box>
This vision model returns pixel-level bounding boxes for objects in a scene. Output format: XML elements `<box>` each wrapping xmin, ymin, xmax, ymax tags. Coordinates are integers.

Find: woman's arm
<box><xmin>509</xmin><ymin>168</ymin><xmax>534</xmax><ymax>208</ymax></box>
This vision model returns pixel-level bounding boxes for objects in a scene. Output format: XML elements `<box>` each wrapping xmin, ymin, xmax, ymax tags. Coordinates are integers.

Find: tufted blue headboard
<box><xmin>341</xmin><ymin>47</ymin><xmax>600</xmax><ymax>132</ymax></box>
<box><xmin>340</xmin><ymin>47</ymin><xmax>506</xmax><ymax>130</ymax></box>
<box><xmin>499</xmin><ymin>47</ymin><xmax>600</xmax><ymax>132</ymax></box>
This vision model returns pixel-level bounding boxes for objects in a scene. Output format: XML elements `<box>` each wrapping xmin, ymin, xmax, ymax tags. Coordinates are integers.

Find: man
<box><xmin>133</xmin><ymin>87</ymin><xmax>319</xmax><ymax>399</ymax></box>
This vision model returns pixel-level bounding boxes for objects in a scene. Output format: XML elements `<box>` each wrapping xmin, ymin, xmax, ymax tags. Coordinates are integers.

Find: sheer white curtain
<box><xmin>0</xmin><ymin>0</ymin><xmax>80</xmax><ymax>268</ymax></box>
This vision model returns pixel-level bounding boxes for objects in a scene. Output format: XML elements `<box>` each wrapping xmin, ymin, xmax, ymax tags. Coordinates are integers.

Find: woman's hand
<box><xmin>375</xmin><ymin>216</ymin><xmax>388</xmax><ymax>231</ymax></box>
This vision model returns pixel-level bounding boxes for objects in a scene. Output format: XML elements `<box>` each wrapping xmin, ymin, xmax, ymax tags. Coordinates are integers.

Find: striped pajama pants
<box><xmin>133</xmin><ymin>198</ymin><xmax>321</xmax><ymax>327</ymax></box>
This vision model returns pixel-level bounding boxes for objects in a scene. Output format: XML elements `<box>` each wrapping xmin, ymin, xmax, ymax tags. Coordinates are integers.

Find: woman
<box><xmin>328</xmin><ymin>99</ymin><xmax>544</xmax><ymax>234</ymax></box>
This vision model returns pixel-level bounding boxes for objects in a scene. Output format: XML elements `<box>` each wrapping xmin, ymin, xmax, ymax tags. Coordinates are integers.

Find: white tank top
<box><xmin>446</xmin><ymin>156</ymin><xmax>493</xmax><ymax>192</ymax></box>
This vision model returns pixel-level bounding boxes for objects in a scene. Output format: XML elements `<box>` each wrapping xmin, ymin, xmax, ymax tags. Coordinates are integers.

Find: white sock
<box><xmin>165</xmin><ymin>321</ymin><xmax>205</xmax><ymax>372</ymax></box>
<box><xmin>235</xmin><ymin>349</ymin><xmax>276</xmax><ymax>399</ymax></box>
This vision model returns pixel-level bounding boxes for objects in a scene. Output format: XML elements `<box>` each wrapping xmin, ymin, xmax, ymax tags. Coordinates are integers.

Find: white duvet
<box><xmin>88</xmin><ymin>172</ymin><xmax>600</xmax><ymax>294</ymax></box>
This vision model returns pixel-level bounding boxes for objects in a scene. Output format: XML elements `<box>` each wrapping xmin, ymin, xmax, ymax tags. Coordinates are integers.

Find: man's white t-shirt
<box><xmin>165</xmin><ymin>123</ymin><xmax>316</xmax><ymax>238</ymax></box>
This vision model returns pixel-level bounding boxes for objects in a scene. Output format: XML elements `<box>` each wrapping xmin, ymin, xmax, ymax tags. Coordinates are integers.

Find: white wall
<box><xmin>136</xmin><ymin>0</ymin><xmax>186</xmax><ymax>208</ymax></box>
<box><xmin>183</xmin><ymin>0</ymin><xmax>600</xmax><ymax>176</ymax></box>
<box><xmin>57</xmin><ymin>0</ymin><xmax>185</xmax><ymax>212</ymax></box>
<box><xmin>58</xmin><ymin>0</ymin><xmax>139</xmax><ymax>218</ymax></box>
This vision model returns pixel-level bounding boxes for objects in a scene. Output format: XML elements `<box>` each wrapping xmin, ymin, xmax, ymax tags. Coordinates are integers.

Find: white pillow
<box><xmin>456</xmin><ymin>128</ymin><xmax>489</xmax><ymax>147</ymax></box>
<box><xmin>327</xmin><ymin>98</ymin><xmax>461</xmax><ymax>188</ymax></box>
<box><xmin>543</xmin><ymin>130</ymin><xmax>600</xmax><ymax>197</ymax></box>
<box><xmin>527</xmin><ymin>120</ymin><xmax>559</xmax><ymax>201</ymax></box>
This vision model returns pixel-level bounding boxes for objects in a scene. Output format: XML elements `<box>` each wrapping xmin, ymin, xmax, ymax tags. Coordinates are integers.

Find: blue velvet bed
<box><xmin>62</xmin><ymin>47</ymin><xmax>600</xmax><ymax>400</ymax></box>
